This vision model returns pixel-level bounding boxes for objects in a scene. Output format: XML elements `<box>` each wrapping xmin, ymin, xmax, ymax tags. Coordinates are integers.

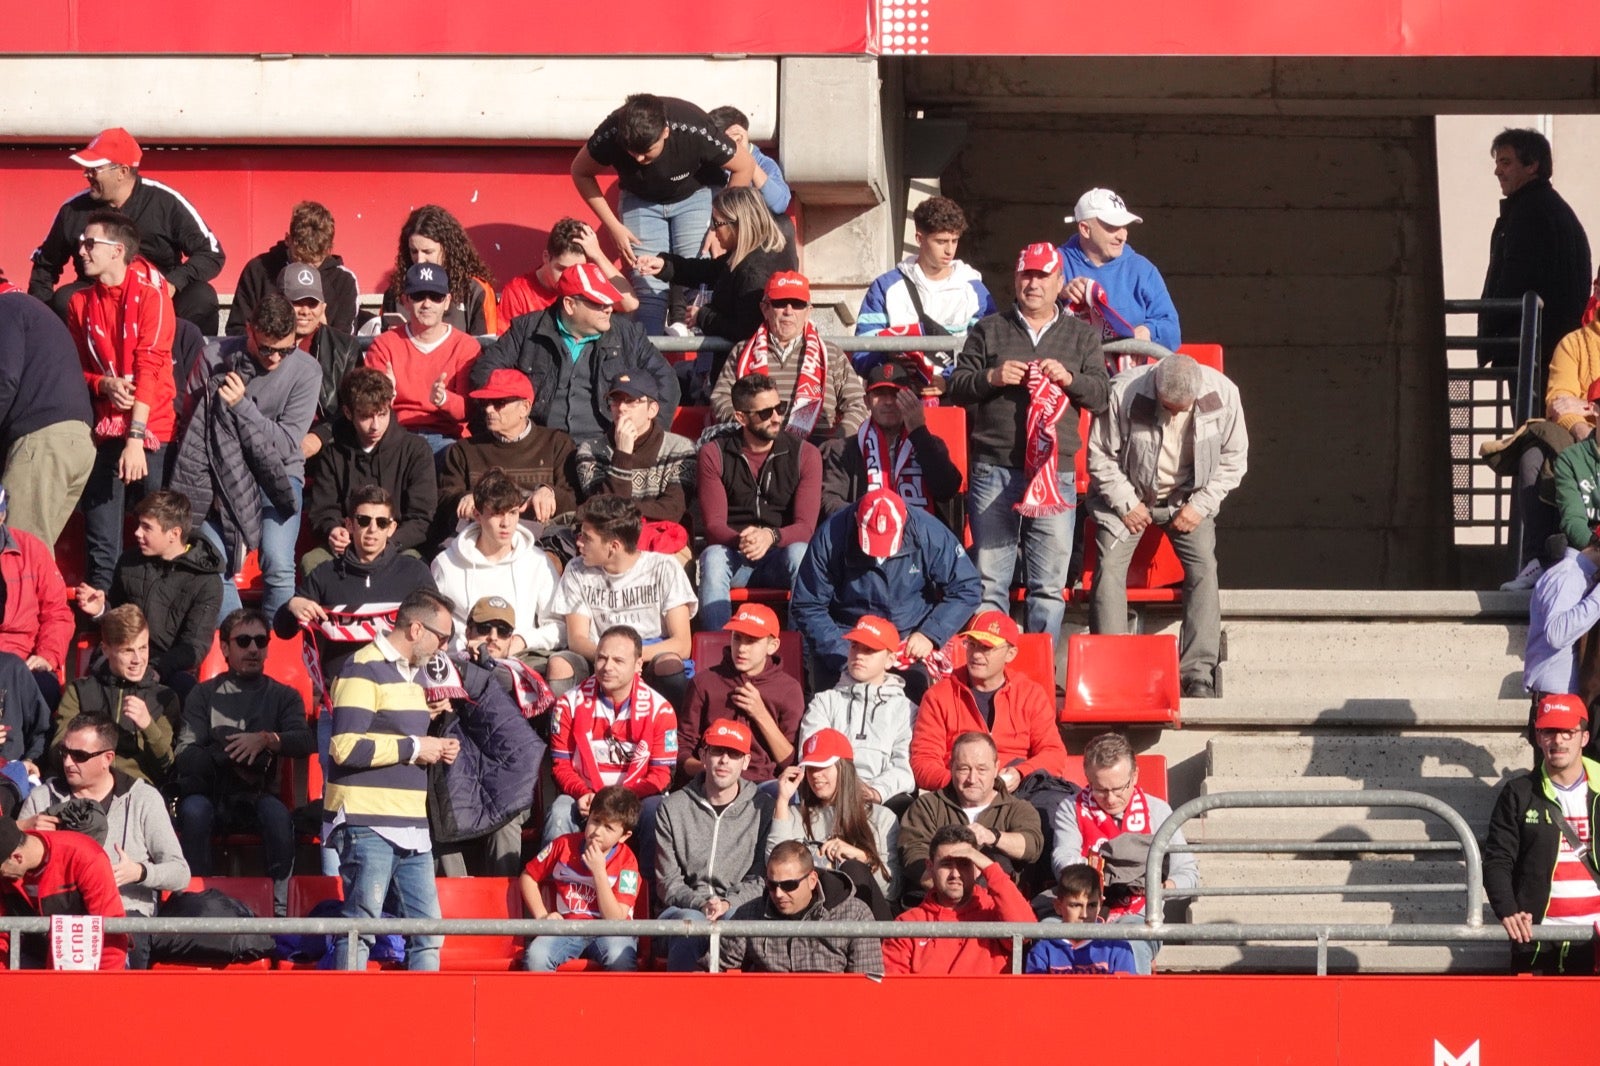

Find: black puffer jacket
<box><xmin>425</xmin><ymin>659</ymin><xmax>541</xmax><ymax>845</ymax></box>
<box><xmin>107</xmin><ymin>537</ymin><xmax>224</xmax><ymax>677</ymax></box>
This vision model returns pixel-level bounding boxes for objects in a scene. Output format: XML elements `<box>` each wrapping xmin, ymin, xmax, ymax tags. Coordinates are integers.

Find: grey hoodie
<box><xmin>767</xmin><ymin>795</ymin><xmax>902</xmax><ymax>901</ymax></box>
<box><xmin>798</xmin><ymin>673</ymin><xmax>915</xmax><ymax>800</ymax></box>
<box><xmin>20</xmin><ymin>770</ymin><xmax>191</xmax><ymax>916</ymax></box>
<box><xmin>654</xmin><ymin>776</ymin><xmax>775</xmax><ymax>913</ymax></box>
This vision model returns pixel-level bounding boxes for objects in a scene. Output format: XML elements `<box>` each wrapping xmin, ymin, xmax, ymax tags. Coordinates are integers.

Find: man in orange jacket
<box><xmin>883</xmin><ymin>823</ymin><xmax>1035</xmax><ymax>975</ymax></box>
<box><xmin>911</xmin><ymin>610</ymin><xmax>1067</xmax><ymax>794</ymax></box>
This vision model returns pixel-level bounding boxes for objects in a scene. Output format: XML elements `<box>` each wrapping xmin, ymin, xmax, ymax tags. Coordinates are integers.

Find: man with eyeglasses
<box><xmin>20</xmin><ymin>712</ymin><xmax>189</xmax><ymax>967</ymax></box>
<box><xmin>171</xmin><ymin>608</ymin><xmax>311</xmax><ymax>916</ymax></box>
<box><xmin>1051</xmin><ymin>731</ymin><xmax>1195</xmax><ymax>973</ymax></box>
<box><xmin>710</xmin><ymin>272</ymin><xmax>866</xmax><ymax>445</ymax></box>
<box><xmin>696</xmin><ymin>371</ymin><xmax>822</xmax><ymax>630</ymax></box>
<box><xmin>717</xmin><ymin>838</ymin><xmax>880</xmax><ymax>974</ymax></box>
<box><xmin>366</xmin><ymin>264</ymin><xmax>482</xmax><ymax>457</ymax></box>
<box><xmin>325</xmin><ymin>588</ymin><xmax>462</xmax><ymax>970</ymax></box>
<box><xmin>172</xmin><ymin>288</ymin><xmax>320</xmax><ymax>619</ymax></box>
<box><xmin>1486</xmin><ymin>693</ymin><xmax>1600</xmax><ymax>974</ymax></box>
<box><xmin>31</xmin><ymin>127</ymin><xmax>226</xmax><ymax>333</ymax></box>
<box><xmin>473</xmin><ymin>263</ymin><xmax>678</xmax><ymax>445</ymax></box>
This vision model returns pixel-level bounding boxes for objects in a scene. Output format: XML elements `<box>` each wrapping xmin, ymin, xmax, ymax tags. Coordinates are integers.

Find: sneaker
<box><xmin>1500</xmin><ymin>559</ymin><xmax>1543</xmax><ymax>591</ymax></box>
<box><xmin>1181</xmin><ymin>676</ymin><xmax>1216</xmax><ymax>699</ymax></box>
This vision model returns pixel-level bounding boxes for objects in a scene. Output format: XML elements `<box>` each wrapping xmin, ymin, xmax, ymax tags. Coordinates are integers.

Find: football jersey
<box><xmin>524</xmin><ymin>832</ymin><xmax>640</xmax><ymax>920</ymax></box>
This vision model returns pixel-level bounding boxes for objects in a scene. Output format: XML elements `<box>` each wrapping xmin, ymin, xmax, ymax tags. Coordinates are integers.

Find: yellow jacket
<box><xmin>1545</xmin><ymin>319</ymin><xmax>1600</xmax><ymax>433</ymax></box>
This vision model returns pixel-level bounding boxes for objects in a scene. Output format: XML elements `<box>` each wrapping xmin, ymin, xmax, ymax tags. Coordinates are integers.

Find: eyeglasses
<box><xmin>77</xmin><ymin>235</ymin><xmax>124</xmax><ymax>251</ymax></box>
<box><xmin>482</xmin><ymin>397</ymin><xmax>526</xmax><ymax>409</ymax></box>
<box><xmin>230</xmin><ymin>634</ymin><xmax>270</xmax><ymax>649</ymax></box>
<box><xmin>62</xmin><ymin>746</ymin><xmax>113</xmax><ymax>764</ymax></box>
<box><xmin>709</xmin><ymin>218</ymin><xmax>737</xmax><ymax>231</ymax></box>
<box><xmin>352</xmin><ymin>514</ymin><xmax>395</xmax><ymax>530</ymax></box>
<box><xmin>256</xmin><ymin>342</ymin><xmax>299</xmax><ymax>357</ymax></box>
<box><xmin>469</xmin><ymin>620</ymin><xmax>514</xmax><ymax>639</ymax></box>
<box><xmin>1537</xmin><ymin>727</ymin><xmax>1581</xmax><ymax>741</ymax></box>
<box><xmin>765</xmin><ymin>877</ymin><xmax>806</xmax><ymax>894</ymax></box>
<box><xmin>409</xmin><ymin>292</ymin><xmax>449</xmax><ymax>305</ymax></box>
<box><xmin>768</xmin><ymin>299</ymin><xmax>808</xmax><ymax>311</ymax></box>
<box><xmin>82</xmin><ymin>163</ymin><xmax>121</xmax><ymax>177</ymax></box>
<box><xmin>739</xmin><ymin>401</ymin><xmax>790</xmax><ymax>422</ymax></box>
<box><xmin>574</xmin><ymin>296</ymin><xmax>614</xmax><ymax>312</ymax></box>
<box><xmin>418</xmin><ymin>620</ymin><xmax>455</xmax><ymax>646</ymax></box>
<box><xmin>1089</xmin><ymin>779</ymin><xmax>1136</xmax><ymax>798</ymax></box>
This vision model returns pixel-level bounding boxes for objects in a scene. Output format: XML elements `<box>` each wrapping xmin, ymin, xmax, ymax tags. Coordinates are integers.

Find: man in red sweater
<box><xmin>365</xmin><ymin>263</ymin><xmax>481</xmax><ymax>456</ymax></box>
<box><xmin>679</xmin><ymin>604</ymin><xmax>804</xmax><ymax>784</ymax></box>
<box><xmin>911</xmin><ymin>610</ymin><xmax>1067</xmax><ymax>792</ymax></box>
<box><xmin>883</xmin><ymin>823</ymin><xmax>1034</xmax><ymax>975</ymax></box>
<box><xmin>0</xmin><ymin>814</ymin><xmax>128</xmax><ymax>969</ymax></box>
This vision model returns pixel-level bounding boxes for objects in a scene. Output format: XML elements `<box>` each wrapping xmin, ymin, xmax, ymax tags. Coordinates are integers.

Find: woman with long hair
<box><xmin>769</xmin><ymin>728</ymin><xmax>902</xmax><ymax>918</ymax></box>
<box><xmin>381</xmin><ymin>204</ymin><xmax>501</xmax><ymax>335</ymax></box>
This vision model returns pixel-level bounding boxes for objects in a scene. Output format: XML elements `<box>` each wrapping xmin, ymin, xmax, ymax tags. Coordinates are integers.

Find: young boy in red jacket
<box><xmin>882</xmin><ymin>823</ymin><xmax>1035</xmax><ymax>975</ymax></box>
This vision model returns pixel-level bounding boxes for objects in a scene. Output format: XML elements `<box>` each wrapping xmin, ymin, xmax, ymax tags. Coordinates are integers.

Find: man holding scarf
<box><xmin>947</xmin><ymin>243</ymin><xmax>1108</xmax><ymax>685</ymax></box>
<box><xmin>1050</xmin><ymin>732</ymin><xmax>1197</xmax><ymax>974</ymax></box>
<box><xmin>711</xmin><ymin>272</ymin><xmax>867</xmax><ymax>445</ymax></box>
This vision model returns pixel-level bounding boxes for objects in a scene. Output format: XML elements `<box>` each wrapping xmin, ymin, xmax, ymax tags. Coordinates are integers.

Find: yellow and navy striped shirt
<box><xmin>324</xmin><ymin>639</ymin><xmax>432</xmax><ymax>835</ymax></box>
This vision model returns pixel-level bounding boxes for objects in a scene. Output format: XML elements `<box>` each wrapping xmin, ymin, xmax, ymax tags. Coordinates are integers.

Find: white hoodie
<box><xmin>798</xmin><ymin>673</ymin><xmax>916</xmax><ymax>801</ymax></box>
<box><xmin>430</xmin><ymin>521</ymin><xmax>564</xmax><ymax>654</ymax></box>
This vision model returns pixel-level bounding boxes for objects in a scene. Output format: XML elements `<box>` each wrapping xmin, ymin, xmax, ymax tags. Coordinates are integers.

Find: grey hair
<box><xmin>1153</xmin><ymin>354</ymin><xmax>1202</xmax><ymax>409</ymax></box>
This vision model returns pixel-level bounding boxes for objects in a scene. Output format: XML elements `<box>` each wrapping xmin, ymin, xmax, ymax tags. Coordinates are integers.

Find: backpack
<box><xmin>149</xmin><ymin>888</ymin><xmax>276</xmax><ymax>965</ymax></box>
<box><xmin>273</xmin><ymin>897</ymin><xmax>407</xmax><ymax>968</ymax></box>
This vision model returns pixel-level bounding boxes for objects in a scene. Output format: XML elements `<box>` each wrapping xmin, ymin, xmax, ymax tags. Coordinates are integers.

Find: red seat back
<box><xmin>1079</xmin><ymin>516</ymin><xmax>1187</xmax><ymax>592</ymax></box>
<box><xmin>690</xmin><ymin>630</ymin><xmax>804</xmax><ymax>691</ymax></box>
<box><xmin>181</xmin><ymin>876</ymin><xmax>275</xmax><ymax>917</ymax></box>
<box><xmin>1060</xmin><ymin>754</ymin><xmax>1169</xmax><ymax>801</ymax></box>
<box><xmin>923</xmin><ymin>406</ymin><xmax>968</xmax><ymax>494</ymax></box>
<box><xmin>435</xmin><ymin>876</ymin><xmax>521</xmax><ymax>971</ymax></box>
<box><xmin>1063</xmin><ymin>634</ymin><xmax>1181</xmax><ymax>726</ymax></box>
<box><xmin>288</xmin><ymin>875</ymin><xmax>344</xmax><ymax>916</ymax></box>
<box><xmin>1175</xmin><ymin>343</ymin><xmax>1225</xmax><ymax>372</ymax></box>
<box><xmin>948</xmin><ymin>631</ymin><xmax>1055</xmax><ymax>692</ymax></box>
<box><xmin>670</xmin><ymin>405</ymin><xmax>710</xmax><ymax>441</ymax></box>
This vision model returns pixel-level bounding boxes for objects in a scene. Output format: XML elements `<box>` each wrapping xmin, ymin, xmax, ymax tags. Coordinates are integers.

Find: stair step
<box><xmin>1205</xmin><ymin>732</ymin><xmax>1531</xmax><ymax>779</ymax></box>
<box><xmin>1179</xmin><ymin>697</ymin><xmax>1529</xmax><ymax>729</ymax></box>
<box><xmin>1195</xmin><ymin>858</ymin><xmax>1468</xmax><ymax>887</ymax></box>
<box><xmin>1192</xmin><ymin>811</ymin><xmax>1465</xmax><ymax>844</ymax></box>
<box><xmin>1214</xmin><ymin>589</ymin><xmax>1530</xmax><ymax>620</ymax></box>
<box><xmin>1199</xmin><ymin>776</ymin><xmax>1506</xmax><ymax>821</ymax></box>
<box><xmin>1216</xmin><ymin>661</ymin><xmax>1523</xmax><ymax>700</ymax></box>
<box><xmin>1187</xmin><ymin>897</ymin><xmax>1489</xmax><ymax>925</ymax></box>
<box><xmin>1221</xmin><ymin>620</ymin><xmax>1526</xmax><ymax>663</ymax></box>
<box><xmin>1156</xmin><ymin>942</ymin><xmax>1509</xmax><ymax>974</ymax></box>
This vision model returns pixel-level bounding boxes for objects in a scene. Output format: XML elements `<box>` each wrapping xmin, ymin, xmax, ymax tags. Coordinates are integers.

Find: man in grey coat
<box><xmin>1087</xmin><ymin>353</ymin><xmax>1248</xmax><ymax>697</ymax></box>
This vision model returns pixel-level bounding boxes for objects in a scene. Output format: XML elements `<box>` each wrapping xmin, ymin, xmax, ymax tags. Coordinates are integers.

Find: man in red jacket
<box><xmin>883</xmin><ymin>823</ymin><xmax>1034</xmax><ymax>975</ymax></box>
<box><xmin>0</xmin><ymin>814</ymin><xmax>128</xmax><ymax>969</ymax></box>
<box><xmin>911</xmin><ymin>610</ymin><xmax>1067</xmax><ymax>793</ymax></box>
<box><xmin>0</xmin><ymin>486</ymin><xmax>74</xmax><ymax>708</ymax></box>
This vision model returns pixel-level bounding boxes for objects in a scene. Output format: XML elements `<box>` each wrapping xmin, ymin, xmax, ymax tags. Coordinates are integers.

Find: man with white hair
<box><xmin>1059</xmin><ymin>188</ymin><xmax>1181</xmax><ymax>354</ymax></box>
<box><xmin>1087</xmin><ymin>353</ymin><xmax>1247</xmax><ymax>697</ymax></box>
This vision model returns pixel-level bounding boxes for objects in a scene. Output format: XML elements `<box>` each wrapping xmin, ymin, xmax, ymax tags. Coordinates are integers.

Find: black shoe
<box><xmin>1181</xmin><ymin>676</ymin><xmax>1216</xmax><ymax>699</ymax></box>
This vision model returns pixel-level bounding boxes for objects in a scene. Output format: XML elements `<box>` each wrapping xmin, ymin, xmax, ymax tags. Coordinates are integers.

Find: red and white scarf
<box><xmin>1017</xmin><ymin>362</ymin><xmax>1072</xmax><ymax>518</ymax></box>
<box><xmin>300</xmin><ymin>604</ymin><xmax>399</xmax><ymax>716</ymax></box>
<box><xmin>736</xmin><ymin>321</ymin><xmax>827</xmax><ymax>438</ymax></box>
<box><xmin>859</xmin><ymin>421</ymin><xmax>927</xmax><ymax>509</ymax></box>
<box><xmin>566</xmin><ymin>675</ymin><xmax>671</xmax><ymax>791</ymax></box>
<box><xmin>1068</xmin><ymin>281</ymin><xmax>1147</xmax><ymax>376</ymax></box>
<box><xmin>875</xmin><ymin>324</ymin><xmax>942</xmax><ymax>384</ymax></box>
<box><xmin>81</xmin><ymin>258</ymin><xmax>167</xmax><ymax>448</ymax></box>
<box><xmin>894</xmin><ymin>634</ymin><xmax>959</xmax><ymax>684</ymax></box>
<box><xmin>1075</xmin><ymin>788</ymin><xmax>1153</xmax><ymax>916</ymax></box>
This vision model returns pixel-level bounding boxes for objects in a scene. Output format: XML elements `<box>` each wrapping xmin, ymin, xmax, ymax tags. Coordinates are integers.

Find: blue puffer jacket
<box><xmin>425</xmin><ymin>659</ymin><xmax>542</xmax><ymax>845</ymax></box>
<box><xmin>790</xmin><ymin>503</ymin><xmax>983</xmax><ymax>682</ymax></box>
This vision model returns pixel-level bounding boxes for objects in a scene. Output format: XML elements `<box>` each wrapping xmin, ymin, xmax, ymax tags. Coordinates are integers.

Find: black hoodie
<box><xmin>105</xmin><ymin>536</ymin><xmax>225</xmax><ymax>678</ymax></box>
<box><xmin>226</xmin><ymin>240</ymin><xmax>360</xmax><ymax>337</ymax></box>
<box><xmin>274</xmin><ymin>544</ymin><xmax>437</xmax><ymax>681</ymax></box>
<box><xmin>304</xmin><ymin>415</ymin><xmax>438</xmax><ymax>554</ymax></box>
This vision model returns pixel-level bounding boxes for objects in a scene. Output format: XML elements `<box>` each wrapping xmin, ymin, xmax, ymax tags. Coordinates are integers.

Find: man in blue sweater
<box><xmin>1059</xmin><ymin>188</ymin><xmax>1181</xmax><ymax>355</ymax></box>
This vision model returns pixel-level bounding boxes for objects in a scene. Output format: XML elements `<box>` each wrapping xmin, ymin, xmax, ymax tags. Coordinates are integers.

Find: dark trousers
<box><xmin>78</xmin><ymin>439</ymin><xmax>168</xmax><ymax>592</ymax></box>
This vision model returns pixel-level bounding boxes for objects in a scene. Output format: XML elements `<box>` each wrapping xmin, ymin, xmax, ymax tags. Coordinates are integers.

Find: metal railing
<box><xmin>1443</xmin><ymin>292</ymin><xmax>1544</xmax><ymax>563</ymax></box>
<box><xmin>346</xmin><ymin>332</ymin><xmax>1174</xmax><ymax>360</ymax></box>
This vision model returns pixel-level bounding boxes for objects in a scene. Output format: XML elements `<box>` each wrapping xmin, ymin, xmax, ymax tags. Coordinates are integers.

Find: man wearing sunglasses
<box><xmin>717</xmin><ymin>838</ymin><xmax>880</xmax><ymax>974</ymax></box>
<box><xmin>172</xmin><ymin>609</ymin><xmax>314</xmax><ymax>916</ymax></box>
<box><xmin>366</xmin><ymin>263</ymin><xmax>483</xmax><ymax>456</ymax></box>
<box><xmin>172</xmin><ymin>288</ymin><xmax>320</xmax><ymax>619</ymax></box>
<box><xmin>19</xmin><ymin>713</ymin><xmax>189</xmax><ymax>967</ymax></box>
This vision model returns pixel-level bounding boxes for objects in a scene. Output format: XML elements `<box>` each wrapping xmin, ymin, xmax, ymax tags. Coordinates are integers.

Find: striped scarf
<box><xmin>1016</xmin><ymin>362</ymin><xmax>1072</xmax><ymax>518</ymax></box>
<box><xmin>736</xmin><ymin>321</ymin><xmax>827</xmax><ymax>438</ymax></box>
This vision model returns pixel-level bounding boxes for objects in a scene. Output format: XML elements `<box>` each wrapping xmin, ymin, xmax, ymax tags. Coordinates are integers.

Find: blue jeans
<box><xmin>697</xmin><ymin>541</ymin><xmax>808</xmax><ymax>631</ymax></box>
<box><xmin>197</xmin><ymin>477</ymin><xmax>303</xmax><ymax>621</ymax></box>
<box><xmin>329</xmin><ymin>823</ymin><xmax>442</xmax><ymax>971</ymax></box>
<box><xmin>316</xmin><ymin>713</ymin><xmax>339</xmax><ymax>876</ymax></box>
<box><xmin>177</xmin><ymin>792</ymin><xmax>296</xmax><ymax>916</ymax></box>
<box><xmin>967</xmin><ymin>462</ymin><xmax>1076</xmax><ymax>642</ymax></box>
<box><xmin>79</xmin><ymin>440</ymin><xmax>168</xmax><ymax>592</ymax></box>
<box><xmin>656</xmin><ymin>906</ymin><xmax>710</xmax><ymax>972</ymax></box>
<box><xmin>524</xmin><ymin>932</ymin><xmax>637</xmax><ymax>971</ymax></box>
<box><xmin>622</xmin><ymin>187</ymin><xmax>713</xmax><ymax>336</ymax></box>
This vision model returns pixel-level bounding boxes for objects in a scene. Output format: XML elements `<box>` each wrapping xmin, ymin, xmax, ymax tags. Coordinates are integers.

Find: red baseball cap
<box><xmin>556</xmin><ymin>263</ymin><xmax>622</xmax><ymax>307</ymax></box>
<box><xmin>764</xmin><ymin>270</ymin><xmax>811</xmax><ymax>303</ymax></box>
<box><xmin>842</xmin><ymin>615</ymin><xmax>901</xmax><ymax>653</ymax></box>
<box><xmin>1016</xmin><ymin>242</ymin><xmax>1062</xmax><ymax>275</ymax></box>
<box><xmin>71</xmin><ymin>128</ymin><xmax>142</xmax><ymax>169</ymax></box>
<box><xmin>723</xmin><ymin>604</ymin><xmax>780</xmax><ymax>640</ymax></box>
<box><xmin>961</xmin><ymin>609</ymin><xmax>1021</xmax><ymax>648</ymax></box>
<box><xmin>469</xmin><ymin>368</ymin><xmax>535</xmax><ymax>403</ymax></box>
<box><xmin>857</xmin><ymin>488</ymin><xmax>908</xmax><ymax>560</ymax></box>
<box><xmin>704</xmin><ymin>718</ymin><xmax>753</xmax><ymax>755</ymax></box>
<box><xmin>1535</xmin><ymin>693</ymin><xmax>1588</xmax><ymax>732</ymax></box>
<box><xmin>798</xmin><ymin>728</ymin><xmax>854</xmax><ymax>769</ymax></box>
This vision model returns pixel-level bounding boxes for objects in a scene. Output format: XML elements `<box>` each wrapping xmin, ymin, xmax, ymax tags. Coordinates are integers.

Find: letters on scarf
<box><xmin>1067</xmin><ymin>281</ymin><xmax>1146</xmax><ymax>376</ymax></box>
<box><xmin>859</xmin><ymin>420</ymin><xmax>926</xmax><ymax>509</ymax></box>
<box><xmin>736</xmin><ymin>322</ymin><xmax>827</xmax><ymax>438</ymax></box>
<box><xmin>1075</xmin><ymin>787</ymin><xmax>1153</xmax><ymax>916</ymax></box>
<box><xmin>1017</xmin><ymin>361</ymin><xmax>1071</xmax><ymax>518</ymax></box>
<box><xmin>300</xmin><ymin>604</ymin><xmax>399</xmax><ymax>715</ymax></box>
<box><xmin>560</xmin><ymin>675</ymin><xmax>674</xmax><ymax>791</ymax></box>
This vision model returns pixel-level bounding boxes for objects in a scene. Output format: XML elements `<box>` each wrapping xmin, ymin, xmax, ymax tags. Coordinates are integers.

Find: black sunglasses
<box><xmin>256</xmin><ymin>342</ymin><xmax>299</xmax><ymax>357</ymax></box>
<box><xmin>352</xmin><ymin>514</ymin><xmax>395</xmax><ymax>530</ymax></box>
<box><xmin>766</xmin><ymin>877</ymin><xmax>806</xmax><ymax>894</ymax></box>
<box><xmin>768</xmin><ymin>299</ymin><xmax>808</xmax><ymax>311</ymax></box>
<box><xmin>469</xmin><ymin>620</ymin><xmax>514</xmax><ymax>639</ymax></box>
<box><xmin>62</xmin><ymin>746</ymin><xmax>113</xmax><ymax>764</ymax></box>
<box><xmin>409</xmin><ymin>292</ymin><xmax>449</xmax><ymax>304</ymax></box>
<box><xmin>740</xmin><ymin>400</ymin><xmax>790</xmax><ymax>422</ymax></box>
<box><xmin>231</xmin><ymin>634</ymin><xmax>269</xmax><ymax>649</ymax></box>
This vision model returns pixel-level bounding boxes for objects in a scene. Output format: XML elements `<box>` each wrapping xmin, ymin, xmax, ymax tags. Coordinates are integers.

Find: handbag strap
<box><xmin>901</xmin><ymin>276</ymin><xmax>951</xmax><ymax>337</ymax></box>
<box><xmin>1552</xmin><ymin>805</ymin><xmax>1600</xmax><ymax>890</ymax></box>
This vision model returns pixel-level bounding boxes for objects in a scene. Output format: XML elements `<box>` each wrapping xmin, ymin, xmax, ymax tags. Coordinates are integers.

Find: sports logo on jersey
<box><xmin>663</xmin><ymin>729</ymin><xmax>679</xmax><ymax>754</ymax></box>
<box><xmin>619</xmin><ymin>870</ymin><xmax>639</xmax><ymax>895</ymax></box>
<box><xmin>535</xmin><ymin>844</ymin><xmax>552</xmax><ymax>862</ymax></box>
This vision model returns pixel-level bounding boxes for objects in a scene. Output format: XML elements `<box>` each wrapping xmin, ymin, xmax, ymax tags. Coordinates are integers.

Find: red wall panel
<box><xmin>0</xmin><ymin>145</ymin><xmax>617</xmax><ymax>300</ymax></box>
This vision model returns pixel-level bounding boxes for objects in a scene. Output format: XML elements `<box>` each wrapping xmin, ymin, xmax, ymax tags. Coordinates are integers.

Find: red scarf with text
<box><xmin>1068</xmin><ymin>281</ymin><xmax>1146</xmax><ymax>376</ymax></box>
<box><xmin>300</xmin><ymin>604</ymin><xmax>400</xmax><ymax>716</ymax></box>
<box><xmin>1017</xmin><ymin>361</ymin><xmax>1072</xmax><ymax>517</ymax></box>
<box><xmin>1075</xmin><ymin>787</ymin><xmax>1153</xmax><ymax>916</ymax></box>
<box><xmin>859</xmin><ymin>420</ymin><xmax>925</xmax><ymax>507</ymax></box>
<box><xmin>736</xmin><ymin>321</ymin><xmax>827</xmax><ymax>438</ymax></box>
<box><xmin>81</xmin><ymin>258</ymin><xmax>167</xmax><ymax>448</ymax></box>
<box><xmin>567</xmin><ymin>675</ymin><xmax>670</xmax><ymax>791</ymax></box>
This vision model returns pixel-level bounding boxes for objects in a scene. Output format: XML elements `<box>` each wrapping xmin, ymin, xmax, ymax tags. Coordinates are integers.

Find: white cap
<box><xmin>1069</xmin><ymin>188</ymin><xmax>1143</xmax><ymax>227</ymax></box>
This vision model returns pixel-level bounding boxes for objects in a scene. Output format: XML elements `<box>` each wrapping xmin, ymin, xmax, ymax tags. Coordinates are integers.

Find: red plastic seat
<box><xmin>435</xmin><ymin>876</ymin><xmax>521</xmax><ymax>971</ymax></box>
<box><xmin>151</xmin><ymin>876</ymin><xmax>276</xmax><ymax>971</ymax></box>
<box><xmin>690</xmin><ymin>630</ymin><xmax>804</xmax><ymax>690</ymax></box>
<box><xmin>1074</xmin><ymin>515</ymin><xmax>1186</xmax><ymax>604</ymax></box>
<box><xmin>1062</xmin><ymin>633</ymin><xmax>1181</xmax><ymax>727</ymax></box>
<box><xmin>670</xmin><ymin>405</ymin><xmax>710</xmax><ymax>441</ymax></box>
<box><xmin>1176</xmin><ymin>342</ymin><xmax>1225</xmax><ymax>372</ymax></box>
<box><xmin>1060</xmin><ymin>754</ymin><xmax>1169</xmax><ymax>801</ymax></box>
<box><xmin>948</xmin><ymin>631</ymin><xmax>1055</xmax><ymax>692</ymax></box>
<box><xmin>726</xmin><ymin>586</ymin><xmax>791</xmax><ymax>608</ymax></box>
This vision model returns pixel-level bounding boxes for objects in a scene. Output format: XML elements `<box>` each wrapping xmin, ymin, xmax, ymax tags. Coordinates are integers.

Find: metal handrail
<box><xmin>344</xmin><ymin>331</ymin><xmax>1173</xmax><ymax>358</ymax></box>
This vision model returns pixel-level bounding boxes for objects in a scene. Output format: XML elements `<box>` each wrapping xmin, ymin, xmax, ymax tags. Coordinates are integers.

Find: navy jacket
<box><xmin>790</xmin><ymin>503</ymin><xmax>982</xmax><ymax>680</ymax></box>
<box><xmin>0</xmin><ymin>290</ymin><xmax>93</xmax><ymax>451</ymax></box>
<box><xmin>426</xmin><ymin>659</ymin><xmax>541</xmax><ymax>845</ymax></box>
<box><xmin>0</xmin><ymin>651</ymin><xmax>51</xmax><ymax>763</ymax></box>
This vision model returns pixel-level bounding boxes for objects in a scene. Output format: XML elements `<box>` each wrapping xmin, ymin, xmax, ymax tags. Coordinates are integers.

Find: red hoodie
<box><xmin>882</xmin><ymin>863</ymin><xmax>1035</xmax><ymax>975</ymax></box>
<box><xmin>66</xmin><ymin>257</ymin><xmax>177</xmax><ymax>445</ymax></box>
<box><xmin>0</xmin><ymin>831</ymin><xmax>129</xmax><ymax>970</ymax></box>
<box><xmin>0</xmin><ymin>525</ymin><xmax>73</xmax><ymax>669</ymax></box>
<box><xmin>911</xmin><ymin>667</ymin><xmax>1068</xmax><ymax>790</ymax></box>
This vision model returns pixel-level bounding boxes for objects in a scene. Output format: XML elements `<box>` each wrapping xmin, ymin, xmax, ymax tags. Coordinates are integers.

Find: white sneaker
<box><xmin>1500</xmin><ymin>559</ymin><xmax>1543</xmax><ymax>591</ymax></box>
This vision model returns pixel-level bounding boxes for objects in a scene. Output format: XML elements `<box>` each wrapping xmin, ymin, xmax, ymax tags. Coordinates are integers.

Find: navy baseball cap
<box><xmin>403</xmin><ymin>263</ymin><xmax>450</xmax><ymax>297</ymax></box>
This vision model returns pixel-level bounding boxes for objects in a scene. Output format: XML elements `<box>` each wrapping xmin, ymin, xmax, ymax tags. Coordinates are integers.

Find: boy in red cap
<box><xmin>679</xmin><ymin>604</ymin><xmax>805</xmax><ymax>785</ymax></box>
<box><xmin>1485</xmin><ymin>692</ymin><xmax>1600</xmax><ymax>974</ymax></box>
<box><xmin>798</xmin><ymin>614</ymin><xmax>918</xmax><ymax>811</ymax></box>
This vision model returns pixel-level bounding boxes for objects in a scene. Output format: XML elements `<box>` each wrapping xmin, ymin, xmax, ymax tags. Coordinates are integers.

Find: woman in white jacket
<box><xmin>767</xmin><ymin>728</ymin><xmax>901</xmax><ymax>916</ymax></box>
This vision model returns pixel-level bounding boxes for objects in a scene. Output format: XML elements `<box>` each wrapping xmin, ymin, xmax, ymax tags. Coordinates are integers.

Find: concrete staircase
<box><xmin>1143</xmin><ymin>590</ymin><xmax>1530</xmax><ymax>974</ymax></box>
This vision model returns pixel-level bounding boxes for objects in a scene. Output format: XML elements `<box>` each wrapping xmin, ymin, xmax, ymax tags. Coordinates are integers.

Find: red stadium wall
<box><xmin>3</xmin><ymin>971</ymin><xmax>1585</xmax><ymax>1064</ymax></box>
<box><xmin>0</xmin><ymin>146</ymin><xmax>617</xmax><ymax>300</ymax></box>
